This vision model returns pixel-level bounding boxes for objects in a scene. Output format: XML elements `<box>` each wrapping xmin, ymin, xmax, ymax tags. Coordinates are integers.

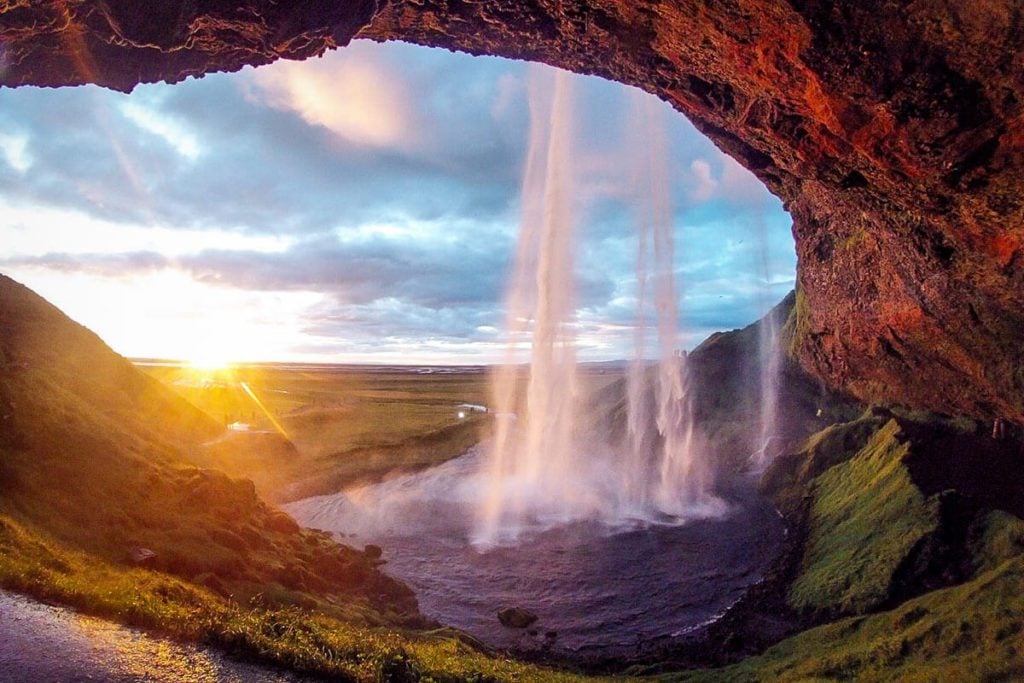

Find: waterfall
<box><xmin>474</xmin><ymin>71</ymin><xmax>724</xmax><ymax>547</ymax></box>
<box><xmin>629</xmin><ymin>90</ymin><xmax>718</xmax><ymax>516</ymax></box>
<box><xmin>750</xmin><ymin>199</ymin><xmax>783</xmax><ymax>472</ymax></box>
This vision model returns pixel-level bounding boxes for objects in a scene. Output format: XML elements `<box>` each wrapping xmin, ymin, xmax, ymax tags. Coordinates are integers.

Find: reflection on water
<box><xmin>285</xmin><ymin>448</ymin><xmax>784</xmax><ymax>655</ymax></box>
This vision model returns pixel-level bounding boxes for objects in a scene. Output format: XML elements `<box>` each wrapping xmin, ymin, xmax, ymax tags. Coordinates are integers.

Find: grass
<box><xmin>140</xmin><ymin>364</ymin><xmax>493</xmax><ymax>457</ymax></box>
<box><xmin>140</xmin><ymin>363</ymin><xmax>492</xmax><ymax>500</ymax></box>
<box><xmin>789</xmin><ymin>419</ymin><xmax>940</xmax><ymax>614</ymax></box>
<box><xmin>973</xmin><ymin>510</ymin><xmax>1024</xmax><ymax>575</ymax></box>
<box><xmin>143</xmin><ymin>362</ymin><xmax>619</xmax><ymax>503</ymax></box>
<box><xmin>0</xmin><ymin>275</ymin><xmax>420</xmax><ymax>626</ymax></box>
<box><xmin>0</xmin><ymin>514</ymin><xmax>597</xmax><ymax>683</ymax></box>
<box><xmin>4</xmin><ymin>274</ymin><xmax>1023</xmax><ymax>682</ymax></box>
<box><xmin>672</xmin><ymin>555</ymin><xmax>1024</xmax><ymax>682</ymax></box>
<box><xmin>669</xmin><ymin>416</ymin><xmax>1024</xmax><ymax>682</ymax></box>
<box><xmin>759</xmin><ymin>412</ymin><xmax>888</xmax><ymax>514</ymax></box>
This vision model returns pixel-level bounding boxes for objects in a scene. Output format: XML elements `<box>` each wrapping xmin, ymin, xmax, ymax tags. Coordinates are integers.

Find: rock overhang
<box><xmin>2</xmin><ymin>0</ymin><xmax>1021</xmax><ymax>421</ymax></box>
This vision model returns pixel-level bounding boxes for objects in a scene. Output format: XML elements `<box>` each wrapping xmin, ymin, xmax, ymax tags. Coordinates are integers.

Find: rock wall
<box><xmin>2</xmin><ymin>0</ymin><xmax>1021</xmax><ymax>421</ymax></box>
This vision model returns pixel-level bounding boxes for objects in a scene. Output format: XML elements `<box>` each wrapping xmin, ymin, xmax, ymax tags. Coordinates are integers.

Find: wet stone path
<box><xmin>0</xmin><ymin>590</ymin><xmax>307</xmax><ymax>683</ymax></box>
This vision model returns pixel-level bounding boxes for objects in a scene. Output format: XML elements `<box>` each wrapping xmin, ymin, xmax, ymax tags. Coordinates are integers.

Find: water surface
<box><xmin>285</xmin><ymin>449</ymin><xmax>783</xmax><ymax>656</ymax></box>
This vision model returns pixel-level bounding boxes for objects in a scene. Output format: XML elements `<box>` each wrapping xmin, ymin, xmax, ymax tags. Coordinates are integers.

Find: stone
<box><xmin>497</xmin><ymin>607</ymin><xmax>538</xmax><ymax>629</ymax></box>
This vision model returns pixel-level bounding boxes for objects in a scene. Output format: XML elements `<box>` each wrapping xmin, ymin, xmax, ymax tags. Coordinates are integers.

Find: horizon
<box><xmin>1</xmin><ymin>41</ymin><xmax>795</xmax><ymax>366</ymax></box>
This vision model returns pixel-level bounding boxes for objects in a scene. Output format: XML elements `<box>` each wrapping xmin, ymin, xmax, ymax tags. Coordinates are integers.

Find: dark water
<box><xmin>285</xmin><ymin>450</ymin><xmax>784</xmax><ymax>656</ymax></box>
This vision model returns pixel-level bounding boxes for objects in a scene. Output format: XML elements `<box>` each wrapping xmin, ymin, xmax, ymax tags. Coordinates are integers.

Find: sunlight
<box><xmin>185</xmin><ymin>354</ymin><xmax>234</xmax><ymax>372</ymax></box>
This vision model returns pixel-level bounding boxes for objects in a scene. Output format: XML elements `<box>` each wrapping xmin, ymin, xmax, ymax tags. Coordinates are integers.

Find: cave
<box><xmin>2</xmin><ymin>0</ymin><xmax>1022</xmax><ymax>422</ymax></box>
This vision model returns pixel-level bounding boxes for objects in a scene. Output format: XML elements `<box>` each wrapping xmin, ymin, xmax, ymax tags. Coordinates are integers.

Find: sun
<box><xmin>184</xmin><ymin>349</ymin><xmax>235</xmax><ymax>372</ymax></box>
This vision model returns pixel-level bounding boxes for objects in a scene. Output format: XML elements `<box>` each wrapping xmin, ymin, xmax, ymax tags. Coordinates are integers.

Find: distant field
<box><xmin>139</xmin><ymin>362</ymin><xmax>622</xmax><ymax>502</ymax></box>
<box><xmin>137</xmin><ymin>363</ymin><xmax>490</xmax><ymax>502</ymax></box>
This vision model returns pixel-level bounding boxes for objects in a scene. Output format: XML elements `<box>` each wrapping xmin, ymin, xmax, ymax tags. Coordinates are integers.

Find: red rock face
<box><xmin>2</xmin><ymin>0</ymin><xmax>1022</xmax><ymax>421</ymax></box>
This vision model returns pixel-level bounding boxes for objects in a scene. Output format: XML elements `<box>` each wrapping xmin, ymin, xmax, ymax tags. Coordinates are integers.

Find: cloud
<box><xmin>0</xmin><ymin>40</ymin><xmax>796</xmax><ymax>362</ymax></box>
<box><xmin>0</xmin><ymin>132</ymin><xmax>32</xmax><ymax>173</ymax></box>
<box><xmin>246</xmin><ymin>48</ymin><xmax>419</xmax><ymax>151</ymax></box>
<box><xmin>688</xmin><ymin>159</ymin><xmax>717</xmax><ymax>202</ymax></box>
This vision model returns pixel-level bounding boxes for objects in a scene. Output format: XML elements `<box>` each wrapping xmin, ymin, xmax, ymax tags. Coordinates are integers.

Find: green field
<box><xmin>139</xmin><ymin>361</ymin><xmax>620</xmax><ymax>503</ymax></box>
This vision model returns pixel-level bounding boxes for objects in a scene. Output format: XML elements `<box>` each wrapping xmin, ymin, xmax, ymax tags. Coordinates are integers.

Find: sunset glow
<box><xmin>0</xmin><ymin>41</ymin><xmax>795</xmax><ymax>365</ymax></box>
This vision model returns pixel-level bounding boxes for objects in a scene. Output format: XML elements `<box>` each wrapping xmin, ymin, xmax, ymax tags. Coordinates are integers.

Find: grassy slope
<box><xmin>0</xmin><ymin>274</ymin><xmax>417</xmax><ymax>623</ymax></box>
<box><xmin>789</xmin><ymin>419</ymin><xmax>939</xmax><ymax>614</ymax></box>
<box><xmin>676</xmin><ymin>557</ymin><xmax>1024</xmax><ymax>682</ymax></box>
<box><xmin>673</xmin><ymin>513</ymin><xmax>1024</xmax><ymax>682</ymax></box>
<box><xmin>0</xmin><ymin>515</ymin><xmax>593</xmax><ymax>683</ymax></box>
<box><xmin>666</xmin><ymin>414</ymin><xmax>1024</xmax><ymax>682</ymax></box>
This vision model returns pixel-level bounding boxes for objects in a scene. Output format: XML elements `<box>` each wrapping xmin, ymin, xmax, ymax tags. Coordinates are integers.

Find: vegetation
<box><xmin>0</xmin><ymin>514</ymin><xmax>593</xmax><ymax>682</ymax></box>
<box><xmin>0</xmin><ymin>275</ymin><xmax>418</xmax><ymax>624</ymax></box>
<box><xmin>671</xmin><ymin>413</ymin><xmax>1024</xmax><ymax>682</ymax></box>
<box><xmin>759</xmin><ymin>412</ymin><xmax>888</xmax><ymax>513</ymax></box>
<box><xmin>2</xmin><ymin>273</ymin><xmax>1022</xmax><ymax>682</ymax></box>
<box><xmin>673</xmin><ymin>555</ymin><xmax>1024</xmax><ymax>682</ymax></box>
<box><xmin>140</xmin><ymin>363</ymin><xmax>493</xmax><ymax>502</ymax></box>
<box><xmin>789</xmin><ymin>419</ymin><xmax>939</xmax><ymax>614</ymax></box>
<box><xmin>973</xmin><ymin>511</ymin><xmax>1024</xmax><ymax>575</ymax></box>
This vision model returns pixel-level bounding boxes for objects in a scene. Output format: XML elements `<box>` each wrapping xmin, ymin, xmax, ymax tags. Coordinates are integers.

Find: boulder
<box><xmin>497</xmin><ymin>607</ymin><xmax>538</xmax><ymax>629</ymax></box>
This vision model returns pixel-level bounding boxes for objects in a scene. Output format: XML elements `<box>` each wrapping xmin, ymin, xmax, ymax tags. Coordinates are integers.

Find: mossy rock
<box><xmin>789</xmin><ymin>419</ymin><xmax>940</xmax><ymax>614</ymax></box>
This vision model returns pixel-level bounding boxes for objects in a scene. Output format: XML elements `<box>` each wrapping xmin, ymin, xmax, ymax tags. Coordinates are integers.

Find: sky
<box><xmin>0</xmin><ymin>40</ymin><xmax>796</xmax><ymax>365</ymax></box>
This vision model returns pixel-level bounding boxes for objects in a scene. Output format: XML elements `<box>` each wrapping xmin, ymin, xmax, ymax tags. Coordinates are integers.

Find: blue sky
<box><xmin>0</xmin><ymin>41</ymin><xmax>795</xmax><ymax>364</ymax></box>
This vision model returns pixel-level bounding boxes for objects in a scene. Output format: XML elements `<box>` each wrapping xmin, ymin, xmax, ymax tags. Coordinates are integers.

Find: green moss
<box><xmin>789</xmin><ymin>420</ymin><xmax>939</xmax><ymax>614</ymax></box>
<box><xmin>974</xmin><ymin>511</ymin><xmax>1024</xmax><ymax>575</ymax></box>
<box><xmin>783</xmin><ymin>285</ymin><xmax>812</xmax><ymax>359</ymax></box>
<box><xmin>669</xmin><ymin>556</ymin><xmax>1024</xmax><ymax>682</ymax></box>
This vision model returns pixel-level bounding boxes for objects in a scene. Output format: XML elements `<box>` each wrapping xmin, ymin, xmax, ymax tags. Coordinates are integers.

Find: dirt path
<box><xmin>0</xmin><ymin>590</ymin><xmax>308</xmax><ymax>682</ymax></box>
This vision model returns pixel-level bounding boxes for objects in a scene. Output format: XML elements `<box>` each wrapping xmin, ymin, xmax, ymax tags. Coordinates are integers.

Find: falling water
<box><xmin>629</xmin><ymin>90</ymin><xmax>718</xmax><ymax>515</ymax></box>
<box><xmin>476</xmin><ymin>66</ymin><xmax>583</xmax><ymax>545</ymax></box>
<box><xmin>750</xmin><ymin>200</ymin><xmax>783</xmax><ymax>472</ymax></box>
<box><xmin>475</xmin><ymin>72</ymin><xmax>724</xmax><ymax>546</ymax></box>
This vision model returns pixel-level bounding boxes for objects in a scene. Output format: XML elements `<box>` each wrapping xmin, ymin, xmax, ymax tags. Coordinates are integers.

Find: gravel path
<box><xmin>0</xmin><ymin>590</ymin><xmax>308</xmax><ymax>682</ymax></box>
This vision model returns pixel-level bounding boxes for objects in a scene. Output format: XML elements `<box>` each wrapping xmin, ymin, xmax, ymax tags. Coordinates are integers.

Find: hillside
<box><xmin>0</xmin><ymin>274</ymin><xmax>417</xmax><ymax>624</ymax></box>
<box><xmin>3</xmin><ymin>274</ymin><xmax>1022</xmax><ymax>681</ymax></box>
<box><xmin>593</xmin><ymin>291</ymin><xmax>861</xmax><ymax>478</ymax></box>
<box><xmin>661</xmin><ymin>411</ymin><xmax>1024</xmax><ymax>681</ymax></box>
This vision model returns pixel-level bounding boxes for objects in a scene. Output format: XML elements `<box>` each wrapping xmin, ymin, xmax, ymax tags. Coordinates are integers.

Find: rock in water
<box><xmin>497</xmin><ymin>607</ymin><xmax>538</xmax><ymax>628</ymax></box>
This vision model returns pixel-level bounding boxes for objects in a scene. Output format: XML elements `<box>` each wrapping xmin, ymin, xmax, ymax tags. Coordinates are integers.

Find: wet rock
<box><xmin>497</xmin><ymin>607</ymin><xmax>538</xmax><ymax>629</ymax></box>
<box><xmin>364</xmin><ymin>544</ymin><xmax>383</xmax><ymax>560</ymax></box>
